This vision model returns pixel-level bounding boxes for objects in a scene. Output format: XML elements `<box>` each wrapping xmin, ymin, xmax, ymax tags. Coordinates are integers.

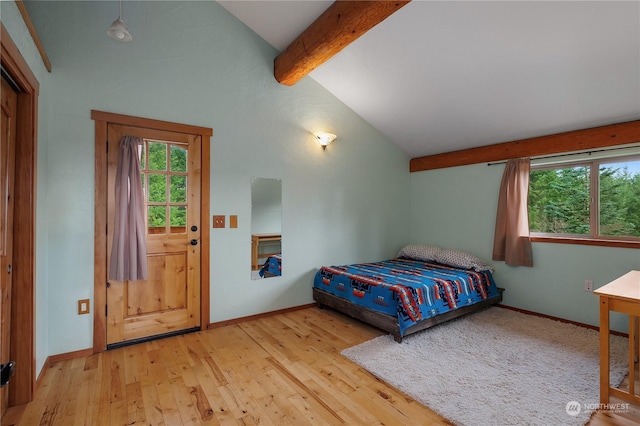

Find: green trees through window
<box><xmin>529</xmin><ymin>166</ymin><xmax>590</xmax><ymax>235</ymax></box>
<box><xmin>599</xmin><ymin>161</ymin><xmax>640</xmax><ymax>237</ymax></box>
<box><xmin>529</xmin><ymin>157</ymin><xmax>640</xmax><ymax>239</ymax></box>
<box><xmin>141</xmin><ymin>140</ymin><xmax>188</xmax><ymax>232</ymax></box>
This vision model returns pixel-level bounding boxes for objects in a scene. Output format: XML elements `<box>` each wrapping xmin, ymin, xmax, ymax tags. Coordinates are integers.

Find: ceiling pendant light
<box><xmin>107</xmin><ymin>0</ymin><xmax>132</xmax><ymax>42</ymax></box>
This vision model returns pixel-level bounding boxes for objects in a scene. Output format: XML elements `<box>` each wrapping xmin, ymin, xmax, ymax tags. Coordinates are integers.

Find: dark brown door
<box><xmin>0</xmin><ymin>77</ymin><xmax>18</xmax><ymax>416</ymax></box>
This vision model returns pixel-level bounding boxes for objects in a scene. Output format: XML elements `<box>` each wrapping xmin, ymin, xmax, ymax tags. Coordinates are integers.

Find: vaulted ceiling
<box><xmin>219</xmin><ymin>1</ymin><xmax>640</xmax><ymax>160</ymax></box>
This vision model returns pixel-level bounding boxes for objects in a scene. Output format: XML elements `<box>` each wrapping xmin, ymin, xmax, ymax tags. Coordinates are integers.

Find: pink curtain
<box><xmin>109</xmin><ymin>136</ymin><xmax>147</xmax><ymax>281</ymax></box>
<box><xmin>492</xmin><ymin>158</ymin><xmax>533</xmax><ymax>267</ymax></box>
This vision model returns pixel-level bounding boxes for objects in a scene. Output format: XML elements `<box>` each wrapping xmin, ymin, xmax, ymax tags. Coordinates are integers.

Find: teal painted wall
<box><xmin>410</xmin><ymin>163</ymin><xmax>640</xmax><ymax>333</ymax></box>
<box><xmin>5</xmin><ymin>1</ymin><xmax>411</xmax><ymax>361</ymax></box>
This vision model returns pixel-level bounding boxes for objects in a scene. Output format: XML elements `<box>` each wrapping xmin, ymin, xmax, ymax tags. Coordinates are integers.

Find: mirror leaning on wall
<box><xmin>250</xmin><ymin>177</ymin><xmax>282</xmax><ymax>279</ymax></box>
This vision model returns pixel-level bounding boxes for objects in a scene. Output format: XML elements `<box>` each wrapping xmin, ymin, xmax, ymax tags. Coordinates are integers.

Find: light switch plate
<box><xmin>213</xmin><ymin>215</ymin><xmax>225</xmax><ymax>228</ymax></box>
<box><xmin>230</xmin><ymin>215</ymin><xmax>238</xmax><ymax>228</ymax></box>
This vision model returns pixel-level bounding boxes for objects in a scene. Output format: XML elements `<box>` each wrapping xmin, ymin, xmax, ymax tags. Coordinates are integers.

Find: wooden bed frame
<box><xmin>313</xmin><ymin>287</ymin><xmax>505</xmax><ymax>342</ymax></box>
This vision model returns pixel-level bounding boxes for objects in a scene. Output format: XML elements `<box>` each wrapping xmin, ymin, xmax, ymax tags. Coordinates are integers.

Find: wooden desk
<box><xmin>251</xmin><ymin>233</ymin><xmax>281</xmax><ymax>270</ymax></box>
<box><xmin>594</xmin><ymin>270</ymin><xmax>640</xmax><ymax>405</ymax></box>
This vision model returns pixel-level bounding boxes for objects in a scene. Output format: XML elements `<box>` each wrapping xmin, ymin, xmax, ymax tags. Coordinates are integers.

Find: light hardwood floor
<box><xmin>2</xmin><ymin>306</ymin><xmax>639</xmax><ymax>425</ymax></box>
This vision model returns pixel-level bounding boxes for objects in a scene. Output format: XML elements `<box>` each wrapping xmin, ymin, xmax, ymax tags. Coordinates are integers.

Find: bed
<box><xmin>259</xmin><ymin>254</ymin><xmax>282</xmax><ymax>278</ymax></box>
<box><xmin>312</xmin><ymin>245</ymin><xmax>504</xmax><ymax>342</ymax></box>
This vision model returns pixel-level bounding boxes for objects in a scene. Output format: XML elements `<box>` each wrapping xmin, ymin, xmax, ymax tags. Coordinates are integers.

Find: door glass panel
<box><xmin>143</xmin><ymin>139</ymin><xmax>190</xmax><ymax>236</ymax></box>
<box><xmin>148</xmin><ymin>174</ymin><xmax>166</xmax><ymax>202</ymax></box>
<box><xmin>170</xmin><ymin>175</ymin><xmax>186</xmax><ymax>203</ymax></box>
<box><xmin>170</xmin><ymin>145</ymin><xmax>187</xmax><ymax>172</ymax></box>
<box><xmin>148</xmin><ymin>141</ymin><xmax>166</xmax><ymax>171</ymax></box>
<box><xmin>148</xmin><ymin>206</ymin><xmax>166</xmax><ymax>234</ymax></box>
<box><xmin>170</xmin><ymin>206</ymin><xmax>187</xmax><ymax>234</ymax></box>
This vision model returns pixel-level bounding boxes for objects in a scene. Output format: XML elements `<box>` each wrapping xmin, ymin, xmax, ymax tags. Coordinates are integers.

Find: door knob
<box><xmin>190</xmin><ymin>239</ymin><xmax>198</xmax><ymax>246</ymax></box>
<box><xmin>1</xmin><ymin>361</ymin><xmax>15</xmax><ymax>387</ymax></box>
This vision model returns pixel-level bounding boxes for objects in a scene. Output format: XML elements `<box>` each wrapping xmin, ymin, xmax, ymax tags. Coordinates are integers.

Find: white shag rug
<box><xmin>341</xmin><ymin>307</ymin><xmax>629</xmax><ymax>426</ymax></box>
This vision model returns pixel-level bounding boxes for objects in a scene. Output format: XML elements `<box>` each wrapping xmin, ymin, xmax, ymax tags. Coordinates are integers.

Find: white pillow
<box><xmin>397</xmin><ymin>244</ymin><xmax>442</xmax><ymax>262</ymax></box>
<box><xmin>434</xmin><ymin>248</ymin><xmax>493</xmax><ymax>272</ymax></box>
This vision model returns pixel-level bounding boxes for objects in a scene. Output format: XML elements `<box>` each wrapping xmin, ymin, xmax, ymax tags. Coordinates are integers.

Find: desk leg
<box><xmin>599</xmin><ymin>296</ymin><xmax>610</xmax><ymax>404</ymax></box>
<box><xmin>634</xmin><ymin>317</ymin><xmax>640</xmax><ymax>364</ymax></box>
<box><xmin>635</xmin><ymin>316</ymin><xmax>639</xmax><ymax>364</ymax></box>
<box><xmin>630</xmin><ymin>315</ymin><xmax>636</xmax><ymax>396</ymax></box>
<box><xmin>251</xmin><ymin>238</ymin><xmax>258</xmax><ymax>270</ymax></box>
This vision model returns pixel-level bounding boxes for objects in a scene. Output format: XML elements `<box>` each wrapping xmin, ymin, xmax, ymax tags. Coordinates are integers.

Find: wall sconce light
<box><xmin>315</xmin><ymin>133</ymin><xmax>337</xmax><ymax>151</ymax></box>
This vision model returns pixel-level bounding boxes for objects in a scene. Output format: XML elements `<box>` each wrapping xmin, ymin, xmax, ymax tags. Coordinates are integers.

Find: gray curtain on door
<box><xmin>492</xmin><ymin>158</ymin><xmax>534</xmax><ymax>267</ymax></box>
<box><xmin>109</xmin><ymin>136</ymin><xmax>148</xmax><ymax>281</ymax></box>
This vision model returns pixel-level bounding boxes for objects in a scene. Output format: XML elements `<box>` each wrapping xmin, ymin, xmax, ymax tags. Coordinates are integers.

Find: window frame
<box><xmin>529</xmin><ymin>153</ymin><xmax>640</xmax><ymax>248</ymax></box>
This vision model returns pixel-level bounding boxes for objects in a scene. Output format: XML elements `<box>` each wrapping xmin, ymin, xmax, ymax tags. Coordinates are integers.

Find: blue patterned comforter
<box><xmin>313</xmin><ymin>258</ymin><xmax>499</xmax><ymax>337</ymax></box>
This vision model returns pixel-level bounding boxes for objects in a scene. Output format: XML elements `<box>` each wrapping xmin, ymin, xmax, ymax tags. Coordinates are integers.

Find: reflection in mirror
<box><xmin>251</xmin><ymin>178</ymin><xmax>282</xmax><ymax>279</ymax></box>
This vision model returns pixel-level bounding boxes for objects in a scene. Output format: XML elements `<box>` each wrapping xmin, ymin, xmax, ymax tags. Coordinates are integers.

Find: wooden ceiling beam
<box><xmin>274</xmin><ymin>0</ymin><xmax>410</xmax><ymax>86</ymax></box>
<box><xmin>409</xmin><ymin>120</ymin><xmax>640</xmax><ymax>172</ymax></box>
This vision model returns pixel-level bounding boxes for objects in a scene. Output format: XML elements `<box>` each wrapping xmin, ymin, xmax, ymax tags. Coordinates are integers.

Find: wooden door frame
<box><xmin>0</xmin><ymin>23</ymin><xmax>38</xmax><ymax>406</ymax></box>
<box><xmin>92</xmin><ymin>110</ymin><xmax>212</xmax><ymax>353</ymax></box>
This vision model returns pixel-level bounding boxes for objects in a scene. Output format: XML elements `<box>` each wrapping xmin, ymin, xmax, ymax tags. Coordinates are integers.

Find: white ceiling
<box><xmin>220</xmin><ymin>1</ymin><xmax>640</xmax><ymax>159</ymax></box>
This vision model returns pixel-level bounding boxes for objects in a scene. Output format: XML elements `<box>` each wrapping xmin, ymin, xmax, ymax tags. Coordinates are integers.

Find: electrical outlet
<box><xmin>584</xmin><ymin>279</ymin><xmax>593</xmax><ymax>292</ymax></box>
<box><xmin>78</xmin><ymin>299</ymin><xmax>90</xmax><ymax>315</ymax></box>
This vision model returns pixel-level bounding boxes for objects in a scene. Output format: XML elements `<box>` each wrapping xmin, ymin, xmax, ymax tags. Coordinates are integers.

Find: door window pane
<box><xmin>170</xmin><ymin>145</ymin><xmax>187</xmax><ymax>172</ymax></box>
<box><xmin>170</xmin><ymin>206</ymin><xmax>187</xmax><ymax>233</ymax></box>
<box><xmin>170</xmin><ymin>175</ymin><xmax>186</xmax><ymax>203</ymax></box>
<box><xmin>148</xmin><ymin>174</ymin><xmax>166</xmax><ymax>202</ymax></box>
<box><xmin>148</xmin><ymin>142</ymin><xmax>166</xmax><ymax>171</ymax></box>
<box><xmin>148</xmin><ymin>206</ymin><xmax>166</xmax><ymax>234</ymax></box>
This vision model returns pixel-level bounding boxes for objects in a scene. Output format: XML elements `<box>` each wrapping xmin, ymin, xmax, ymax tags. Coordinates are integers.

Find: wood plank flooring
<box><xmin>2</xmin><ymin>306</ymin><xmax>639</xmax><ymax>425</ymax></box>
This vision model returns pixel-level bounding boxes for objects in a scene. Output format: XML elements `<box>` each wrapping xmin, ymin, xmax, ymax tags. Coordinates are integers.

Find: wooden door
<box><xmin>0</xmin><ymin>77</ymin><xmax>17</xmax><ymax>415</ymax></box>
<box><xmin>106</xmin><ymin>124</ymin><xmax>201</xmax><ymax>346</ymax></box>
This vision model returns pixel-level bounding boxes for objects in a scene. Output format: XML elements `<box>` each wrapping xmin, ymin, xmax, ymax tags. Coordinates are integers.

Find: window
<box><xmin>141</xmin><ymin>139</ymin><xmax>189</xmax><ymax>235</ymax></box>
<box><xmin>528</xmin><ymin>154</ymin><xmax>640</xmax><ymax>243</ymax></box>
